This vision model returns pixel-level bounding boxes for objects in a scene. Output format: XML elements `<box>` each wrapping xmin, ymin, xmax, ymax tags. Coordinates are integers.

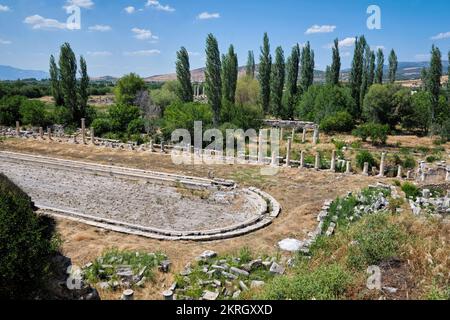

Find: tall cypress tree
<box><xmin>176</xmin><ymin>47</ymin><xmax>193</xmax><ymax>102</ymax></box>
<box><xmin>270</xmin><ymin>46</ymin><xmax>285</xmax><ymax>117</ymax></box>
<box><xmin>78</xmin><ymin>56</ymin><xmax>89</xmax><ymax>117</ymax></box>
<box><xmin>388</xmin><ymin>49</ymin><xmax>398</xmax><ymax>83</ymax></box>
<box><xmin>427</xmin><ymin>45</ymin><xmax>442</xmax><ymax>125</ymax></box>
<box><xmin>205</xmin><ymin>34</ymin><xmax>222</xmax><ymax>127</ymax></box>
<box><xmin>360</xmin><ymin>44</ymin><xmax>371</xmax><ymax>108</ymax></box>
<box><xmin>222</xmin><ymin>45</ymin><xmax>238</xmax><ymax>104</ymax></box>
<box><xmin>447</xmin><ymin>51</ymin><xmax>450</xmax><ymax>102</ymax></box>
<box><xmin>330</xmin><ymin>38</ymin><xmax>341</xmax><ymax>85</ymax></box>
<box><xmin>375</xmin><ymin>48</ymin><xmax>384</xmax><ymax>84</ymax></box>
<box><xmin>368</xmin><ymin>50</ymin><xmax>376</xmax><ymax>87</ymax></box>
<box><xmin>349</xmin><ymin>36</ymin><xmax>365</xmax><ymax>115</ymax></box>
<box><xmin>285</xmin><ymin>44</ymin><xmax>300</xmax><ymax>119</ymax></box>
<box><xmin>246</xmin><ymin>50</ymin><xmax>256</xmax><ymax>79</ymax></box>
<box><xmin>325</xmin><ymin>66</ymin><xmax>332</xmax><ymax>85</ymax></box>
<box><xmin>259</xmin><ymin>33</ymin><xmax>272</xmax><ymax>114</ymax></box>
<box><xmin>300</xmin><ymin>41</ymin><xmax>315</xmax><ymax>93</ymax></box>
<box><xmin>59</xmin><ymin>42</ymin><xmax>79</xmax><ymax>122</ymax></box>
<box><xmin>49</xmin><ymin>55</ymin><xmax>64</xmax><ymax>106</ymax></box>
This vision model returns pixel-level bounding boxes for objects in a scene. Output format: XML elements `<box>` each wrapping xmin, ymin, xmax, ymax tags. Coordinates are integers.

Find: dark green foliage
<box><xmin>388</xmin><ymin>49</ymin><xmax>398</xmax><ymax>83</ymax></box>
<box><xmin>19</xmin><ymin>100</ymin><xmax>50</xmax><ymax>127</ymax></box>
<box><xmin>401</xmin><ymin>90</ymin><xmax>432</xmax><ymax>134</ymax></box>
<box><xmin>330</xmin><ymin>39</ymin><xmax>341</xmax><ymax>86</ymax></box>
<box><xmin>426</xmin><ymin>45</ymin><xmax>442</xmax><ymax>125</ymax></box>
<box><xmin>176</xmin><ymin>47</ymin><xmax>194</xmax><ymax>103</ymax></box>
<box><xmin>0</xmin><ymin>95</ymin><xmax>24</xmax><ymax>126</ymax></box>
<box><xmin>127</xmin><ymin>118</ymin><xmax>146</xmax><ymax>135</ymax></box>
<box><xmin>320</xmin><ymin>111</ymin><xmax>354</xmax><ymax>133</ymax></box>
<box><xmin>300</xmin><ymin>41</ymin><xmax>315</xmax><ymax>93</ymax></box>
<box><xmin>108</xmin><ymin>104</ymin><xmax>141</xmax><ymax>132</ymax></box>
<box><xmin>368</xmin><ymin>51</ymin><xmax>376</xmax><ymax>87</ymax></box>
<box><xmin>59</xmin><ymin>43</ymin><xmax>79</xmax><ymax>121</ymax></box>
<box><xmin>352</xmin><ymin>123</ymin><xmax>389</xmax><ymax>145</ymax></box>
<box><xmin>259</xmin><ymin>33</ymin><xmax>272</xmax><ymax>114</ymax></box>
<box><xmin>78</xmin><ymin>56</ymin><xmax>89</xmax><ymax>117</ymax></box>
<box><xmin>0</xmin><ymin>174</ymin><xmax>57</xmax><ymax>299</ymax></box>
<box><xmin>246</xmin><ymin>50</ymin><xmax>256</xmax><ymax>79</ymax></box>
<box><xmin>49</xmin><ymin>55</ymin><xmax>63</xmax><ymax>106</ymax></box>
<box><xmin>349</xmin><ymin>36</ymin><xmax>365</xmax><ymax>115</ymax></box>
<box><xmin>355</xmin><ymin>150</ymin><xmax>376</xmax><ymax>169</ymax></box>
<box><xmin>91</xmin><ymin>117</ymin><xmax>112</xmax><ymax>136</ymax></box>
<box><xmin>360</xmin><ymin>44</ymin><xmax>371</xmax><ymax>108</ymax></box>
<box><xmin>205</xmin><ymin>34</ymin><xmax>222</xmax><ymax>126</ymax></box>
<box><xmin>401</xmin><ymin>182</ymin><xmax>421</xmax><ymax>200</ymax></box>
<box><xmin>270</xmin><ymin>46</ymin><xmax>285</xmax><ymax>117</ymax></box>
<box><xmin>222</xmin><ymin>45</ymin><xmax>238</xmax><ymax>104</ymax></box>
<box><xmin>221</xmin><ymin>100</ymin><xmax>264</xmax><ymax>131</ymax></box>
<box><xmin>285</xmin><ymin>44</ymin><xmax>300</xmax><ymax>119</ymax></box>
<box><xmin>375</xmin><ymin>48</ymin><xmax>384</xmax><ymax>84</ymax></box>
<box><xmin>114</xmin><ymin>73</ymin><xmax>147</xmax><ymax>106</ymax></box>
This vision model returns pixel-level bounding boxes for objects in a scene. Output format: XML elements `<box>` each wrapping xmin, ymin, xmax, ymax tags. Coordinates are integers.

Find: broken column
<box><xmin>291</xmin><ymin>128</ymin><xmax>295</xmax><ymax>142</ymax></box>
<box><xmin>299</xmin><ymin>150</ymin><xmax>305</xmax><ymax>169</ymax></box>
<box><xmin>81</xmin><ymin>118</ymin><xmax>86</xmax><ymax>144</ymax></box>
<box><xmin>47</xmin><ymin>127</ymin><xmax>52</xmax><ymax>140</ymax></box>
<box><xmin>149</xmin><ymin>139</ymin><xmax>154</xmax><ymax>152</ymax></box>
<box><xmin>90</xmin><ymin>127</ymin><xmax>95</xmax><ymax>145</ymax></box>
<box><xmin>378</xmin><ymin>152</ymin><xmax>386</xmax><ymax>177</ymax></box>
<box><xmin>15</xmin><ymin>121</ymin><xmax>20</xmax><ymax>136</ymax></box>
<box><xmin>397</xmin><ymin>165</ymin><xmax>402</xmax><ymax>179</ymax></box>
<box><xmin>406</xmin><ymin>170</ymin><xmax>412</xmax><ymax>180</ymax></box>
<box><xmin>330</xmin><ymin>150</ymin><xmax>336</xmax><ymax>172</ymax></box>
<box><xmin>302</xmin><ymin>128</ymin><xmax>307</xmax><ymax>143</ymax></box>
<box><xmin>285</xmin><ymin>138</ymin><xmax>292</xmax><ymax>167</ymax></box>
<box><xmin>271</xmin><ymin>151</ymin><xmax>278</xmax><ymax>167</ymax></box>
<box><xmin>346</xmin><ymin>161</ymin><xmax>352</xmax><ymax>174</ymax></box>
<box><xmin>160</xmin><ymin>140</ymin><xmax>165</xmax><ymax>153</ymax></box>
<box><xmin>313</xmin><ymin>127</ymin><xmax>319</xmax><ymax>145</ymax></box>
<box><xmin>39</xmin><ymin>127</ymin><xmax>44</xmax><ymax>140</ymax></box>
<box><xmin>280</xmin><ymin>128</ymin><xmax>284</xmax><ymax>141</ymax></box>
<box><xmin>363</xmin><ymin>162</ymin><xmax>369</xmax><ymax>176</ymax></box>
<box><xmin>258</xmin><ymin>130</ymin><xmax>266</xmax><ymax>164</ymax></box>
<box><xmin>315</xmin><ymin>152</ymin><xmax>321</xmax><ymax>170</ymax></box>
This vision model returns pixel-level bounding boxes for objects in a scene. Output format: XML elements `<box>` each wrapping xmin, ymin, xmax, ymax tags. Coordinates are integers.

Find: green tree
<box><xmin>360</xmin><ymin>44</ymin><xmax>371</xmax><ymax>108</ymax></box>
<box><xmin>114</xmin><ymin>73</ymin><xmax>147</xmax><ymax>106</ymax></box>
<box><xmin>448</xmin><ymin>51</ymin><xmax>450</xmax><ymax>102</ymax></box>
<box><xmin>78</xmin><ymin>56</ymin><xmax>89</xmax><ymax>117</ymax></box>
<box><xmin>388</xmin><ymin>49</ymin><xmax>398</xmax><ymax>83</ymax></box>
<box><xmin>246</xmin><ymin>50</ymin><xmax>256</xmax><ymax>79</ymax></box>
<box><xmin>108</xmin><ymin>104</ymin><xmax>141</xmax><ymax>132</ymax></box>
<box><xmin>375</xmin><ymin>48</ymin><xmax>384</xmax><ymax>84</ymax></box>
<box><xmin>401</xmin><ymin>91</ymin><xmax>432</xmax><ymax>134</ymax></box>
<box><xmin>59</xmin><ymin>42</ymin><xmax>78</xmax><ymax>122</ymax></box>
<box><xmin>270</xmin><ymin>47</ymin><xmax>285</xmax><ymax>117</ymax></box>
<box><xmin>222</xmin><ymin>45</ymin><xmax>238</xmax><ymax>104</ymax></box>
<box><xmin>368</xmin><ymin>50</ymin><xmax>376</xmax><ymax>87</ymax></box>
<box><xmin>236</xmin><ymin>75</ymin><xmax>259</xmax><ymax>106</ymax></box>
<box><xmin>330</xmin><ymin>39</ymin><xmax>341</xmax><ymax>85</ymax></box>
<box><xmin>175</xmin><ymin>47</ymin><xmax>193</xmax><ymax>103</ymax></box>
<box><xmin>205</xmin><ymin>33</ymin><xmax>222</xmax><ymax>127</ymax></box>
<box><xmin>19</xmin><ymin>100</ymin><xmax>50</xmax><ymax>127</ymax></box>
<box><xmin>163</xmin><ymin>102</ymin><xmax>213</xmax><ymax>138</ymax></box>
<box><xmin>49</xmin><ymin>55</ymin><xmax>63</xmax><ymax>106</ymax></box>
<box><xmin>259</xmin><ymin>33</ymin><xmax>272</xmax><ymax>114</ymax></box>
<box><xmin>426</xmin><ymin>45</ymin><xmax>442</xmax><ymax>125</ymax></box>
<box><xmin>349</xmin><ymin>36</ymin><xmax>366</xmax><ymax>115</ymax></box>
<box><xmin>285</xmin><ymin>44</ymin><xmax>300</xmax><ymax>119</ymax></box>
<box><xmin>0</xmin><ymin>95</ymin><xmax>25</xmax><ymax>126</ymax></box>
<box><xmin>300</xmin><ymin>41</ymin><xmax>315</xmax><ymax>93</ymax></box>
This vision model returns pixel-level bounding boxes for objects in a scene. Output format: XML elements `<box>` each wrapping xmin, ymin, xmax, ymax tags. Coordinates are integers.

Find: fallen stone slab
<box><xmin>230</xmin><ymin>267</ymin><xmax>250</xmax><ymax>277</ymax></box>
<box><xmin>269</xmin><ymin>262</ymin><xmax>285</xmax><ymax>275</ymax></box>
<box><xmin>278</xmin><ymin>238</ymin><xmax>303</xmax><ymax>252</ymax></box>
<box><xmin>202</xmin><ymin>290</ymin><xmax>219</xmax><ymax>301</ymax></box>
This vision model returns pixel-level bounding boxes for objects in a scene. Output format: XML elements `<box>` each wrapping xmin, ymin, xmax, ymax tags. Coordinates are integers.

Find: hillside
<box><xmin>0</xmin><ymin>65</ymin><xmax>49</xmax><ymax>81</ymax></box>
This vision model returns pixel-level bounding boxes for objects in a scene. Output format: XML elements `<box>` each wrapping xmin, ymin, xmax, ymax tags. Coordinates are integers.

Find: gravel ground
<box><xmin>0</xmin><ymin>160</ymin><xmax>260</xmax><ymax>231</ymax></box>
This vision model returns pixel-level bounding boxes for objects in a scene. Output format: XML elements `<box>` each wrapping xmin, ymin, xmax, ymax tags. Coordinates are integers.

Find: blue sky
<box><xmin>0</xmin><ymin>0</ymin><xmax>449</xmax><ymax>77</ymax></box>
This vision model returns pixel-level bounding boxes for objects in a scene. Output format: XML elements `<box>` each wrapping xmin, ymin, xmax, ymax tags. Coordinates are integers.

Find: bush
<box><xmin>320</xmin><ymin>111</ymin><xmax>354</xmax><ymax>134</ymax></box>
<box><xmin>403</xmin><ymin>156</ymin><xmax>416</xmax><ymax>169</ymax></box>
<box><xmin>347</xmin><ymin>213</ymin><xmax>406</xmax><ymax>270</ymax></box>
<box><xmin>91</xmin><ymin>118</ymin><xmax>112</xmax><ymax>136</ymax></box>
<box><xmin>221</xmin><ymin>101</ymin><xmax>264</xmax><ymax>131</ymax></box>
<box><xmin>127</xmin><ymin>118</ymin><xmax>146</xmax><ymax>135</ymax></box>
<box><xmin>0</xmin><ymin>95</ymin><xmax>25</xmax><ymax>126</ymax></box>
<box><xmin>108</xmin><ymin>104</ymin><xmax>141</xmax><ymax>132</ymax></box>
<box><xmin>19</xmin><ymin>100</ymin><xmax>50</xmax><ymax>127</ymax></box>
<box><xmin>114</xmin><ymin>73</ymin><xmax>147</xmax><ymax>106</ymax></box>
<box><xmin>401</xmin><ymin>182</ymin><xmax>420</xmax><ymax>200</ymax></box>
<box><xmin>0</xmin><ymin>174</ymin><xmax>56</xmax><ymax>299</ymax></box>
<box><xmin>356</xmin><ymin>150</ymin><xmax>376</xmax><ymax>170</ymax></box>
<box><xmin>352</xmin><ymin>123</ymin><xmax>389</xmax><ymax>145</ymax></box>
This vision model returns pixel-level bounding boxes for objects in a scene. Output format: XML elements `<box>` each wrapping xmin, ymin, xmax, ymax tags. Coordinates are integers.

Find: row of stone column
<box><xmin>279</xmin><ymin>127</ymin><xmax>319</xmax><ymax>145</ymax></box>
<box><xmin>194</xmin><ymin>84</ymin><xmax>204</xmax><ymax>97</ymax></box>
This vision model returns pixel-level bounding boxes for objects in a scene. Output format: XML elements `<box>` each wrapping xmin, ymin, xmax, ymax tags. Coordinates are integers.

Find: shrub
<box><xmin>320</xmin><ymin>111</ymin><xmax>354</xmax><ymax>134</ymax></box>
<box><xmin>352</xmin><ymin>123</ymin><xmax>389</xmax><ymax>145</ymax></box>
<box><xmin>0</xmin><ymin>95</ymin><xmax>25</xmax><ymax>126</ymax></box>
<box><xmin>221</xmin><ymin>101</ymin><xmax>264</xmax><ymax>131</ymax></box>
<box><xmin>403</xmin><ymin>156</ymin><xmax>416</xmax><ymax>169</ymax></box>
<box><xmin>114</xmin><ymin>73</ymin><xmax>147</xmax><ymax>106</ymax></box>
<box><xmin>347</xmin><ymin>213</ymin><xmax>406</xmax><ymax>270</ymax></box>
<box><xmin>356</xmin><ymin>150</ymin><xmax>376</xmax><ymax>170</ymax></box>
<box><xmin>109</xmin><ymin>104</ymin><xmax>141</xmax><ymax>132</ymax></box>
<box><xmin>401</xmin><ymin>182</ymin><xmax>420</xmax><ymax>199</ymax></box>
<box><xmin>19</xmin><ymin>100</ymin><xmax>50</xmax><ymax>127</ymax></box>
<box><xmin>91</xmin><ymin>118</ymin><xmax>112</xmax><ymax>137</ymax></box>
<box><xmin>127</xmin><ymin>118</ymin><xmax>146</xmax><ymax>135</ymax></box>
<box><xmin>0</xmin><ymin>173</ymin><xmax>56</xmax><ymax>299</ymax></box>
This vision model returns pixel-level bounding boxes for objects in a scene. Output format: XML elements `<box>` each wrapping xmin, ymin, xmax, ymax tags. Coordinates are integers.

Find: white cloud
<box><xmin>431</xmin><ymin>31</ymin><xmax>450</xmax><ymax>40</ymax></box>
<box><xmin>305</xmin><ymin>25</ymin><xmax>336</xmax><ymax>34</ymax></box>
<box><xmin>87</xmin><ymin>51</ymin><xmax>112</xmax><ymax>56</ymax></box>
<box><xmin>132</xmin><ymin>28</ymin><xmax>158</xmax><ymax>40</ymax></box>
<box><xmin>124</xmin><ymin>6</ymin><xmax>136</xmax><ymax>14</ymax></box>
<box><xmin>341</xmin><ymin>51</ymin><xmax>351</xmax><ymax>58</ymax></box>
<box><xmin>145</xmin><ymin>0</ymin><xmax>175</xmax><ymax>12</ymax></box>
<box><xmin>88</xmin><ymin>25</ymin><xmax>111</xmax><ymax>32</ymax></box>
<box><xmin>197</xmin><ymin>12</ymin><xmax>220</xmax><ymax>20</ymax></box>
<box><xmin>0</xmin><ymin>4</ymin><xmax>10</xmax><ymax>12</ymax></box>
<box><xmin>64</xmin><ymin>0</ymin><xmax>94</xmax><ymax>9</ymax></box>
<box><xmin>0</xmin><ymin>38</ymin><xmax>11</xmax><ymax>45</ymax></box>
<box><xmin>338</xmin><ymin>37</ymin><xmax>356</xmax><ymax>47</ymax></box>
<box><xmin>124</xmin><ymin>50</ymin><xmax>161</xmax><ymax>56</ymax></box>
<box><xmin>24</xmin><ymin>15</ymin><xmax>67</xmax><ymax>30</ymax></box>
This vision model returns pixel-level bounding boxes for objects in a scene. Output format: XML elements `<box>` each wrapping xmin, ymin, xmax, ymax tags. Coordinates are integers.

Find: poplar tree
<box><xmin>49</xmin><ymin>55</ymin><xmax>64</xmax><ymax>106</ymax></box>
<box><xmin>368</xmin><ymin>50</ymin><xmax>376</xmax><ymax>87</ymax></box>
<box><xmin>375</xmin><ymin>48</ymin><xmax>384</xmax><ymax>84</ymax></box>
<box><xmin>205</xmin><ymin>34</ymin><xmax>222</xmax><ymax>127</ymax></box>
<box><xmin>59</xmin><ymin>42</ymin><xmax>79</xmax><ymax>122</ymax></box>
<box><xmin>270</xmin><ymin>46</ymin><xmax>285</xmax><ymax>117</ymax></box>
<box><xmin>259</xmin><ymin>33</ymin><xmax>272</xmax><ymax>114</ymax></box>
<box><xmin>285</xmin><ymin>44</ymin><xmax>300</xmax><ymax>119</ymax></box>
<box><xmin>176</xmin><ymin>47</ymin><xmax>194</xmax><ymax>102</ymax></box>
<box><xmin>427</xmin><ymin>45</ymin><xmax>442</xmax><ymax>124</ymax></box>
<box><xmin>222</xmin><ymin>45</ymin><xmax>238</xmax><ymax>104</ymax></box>
<box><xmin>78</xmin><ymin>56</ymin><xmax>89</xmax><ymax>117</ymax></box>
<box><xmin>246</xmin><ymin>50</ymin><xmax>256</xmax><ymax>79</ymax></box>
<box><xmin>330</xmin><ymin>38</ymin><xmax>341</xmax><ymax>85</ymax></box>
<box><xmin>360</xmin><ymin>44</ymin><xmax>371</xmax><ymax>107</ymax></box>
<box><xmin>300</xmin><ymin>41</ymin><xmax>315</xmax><ymax>93</ymax></box>
<box><xmin>349</xmin><ymin>36</ymin><xmax>365</xmax><ymax>114</ymax></box>
<box><xmin>388</xmin><ymin>49</ymin><xmax>398</xmax><ymax>83</ymax></box>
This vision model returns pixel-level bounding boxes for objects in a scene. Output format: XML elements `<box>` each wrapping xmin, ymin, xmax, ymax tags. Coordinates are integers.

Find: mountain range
<box><xmin>0</xmin><ymin>65</ymin><xmax>49</xmax><ymax>81</ymax></box>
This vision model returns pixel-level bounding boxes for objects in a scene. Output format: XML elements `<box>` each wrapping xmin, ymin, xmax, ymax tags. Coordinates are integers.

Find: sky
<box><xmin>0</xmin><ymin>0</ymin><xmax>449</xmax><ymax>77</ymax></box>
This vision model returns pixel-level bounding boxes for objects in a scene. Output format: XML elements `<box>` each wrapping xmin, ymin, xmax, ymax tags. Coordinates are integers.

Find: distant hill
<box><xmin>0</xmin><ymin>65</ymin><xmax>49</xmax><ymax>81</ymax></box>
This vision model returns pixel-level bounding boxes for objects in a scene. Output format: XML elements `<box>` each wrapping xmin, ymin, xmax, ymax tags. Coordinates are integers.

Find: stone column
<box><xmin>121</xmin><ymin>289</ymin><xmax>134</xmax><ymax>301</ymax></box>
<box><xmin>346</xmin><ymin>161</ymin><xmax>351</xmax><ymax>174</ymax></box>
<box><xmin>149</xmin><ymin>139</ymin><xmax>154</xmax><ymax>152</ymax></box>
<box><xmin>160</xmin><ymin>140</ymin><xmax>165</xmax><ymax>153</ymax></box>
<box><xmin>39</xmin><ymin>127</ymin><xmax>44</xmax><ymax>140</ymax></box>
<box><xmin>258</xmin><ymin>130</ymin><xmax>265</xmax><ymax>164</ymax></box>
<box><xmin>330</xmin><ymin>150</ymin><xmax>336</xmax><ymax>172</ymax></box>
<box><xmin>90</xmin><ymin>127</ymin><xmax>95</xmax><ymax>145</ymax></box>
<box><xmin>271</xmin><ymin>151</ymin><xmax>278</xmax><ymax>167</ymax></box>
<box><xmin>280</xmin><ymin>128</ymin><xmax>284</xmax><ymax>141</ymax></box>
<box><xmin>15</xmin><ymin>121</ymin><xmax>20</xmax><ymax>136</ymax></box>
<box><xmin>313</xmin><ymin>127</ymin><xmax>319</xmax><ymax>145</ymax></box>
<box><xmin>315</xmin><ymin>152</ymin><xmax>321</xmax><ymax>170</ymax></box>
<box><xmin>397</xmin><ymin>165</ymin><xmax>402</xmax><ymax>179</ymax></box>
<box><xmin>81</xmin><ymin>118</ymin><xmax>86</xmax><ymax>144</ymax></box>
<box><xmin>291</xmin><ymin>128</ymin><xmax>295</xmax><ymax>142</ymax></box>
<box><xmin>302</xmin><ymin>128</ymin><xmax>307</xmax><ymax>143</ymax></box>
<box><xmin>406</xmin><ymin>170</ymin><xmax>412</xmax><ymax>180</ymax></box>
<box><xmin>285</xmin><ymin>138</ymin><xmax>292</xmax><ymax>167</ymax></box>
<box><xmin>363</xmin><ymin>162</ymin><xmax>369</xmax><ymax>176</ymax></box>
<box><xmin>47</xmin><ymin>127</ymin><xmax>52</xmax><ymax>140</ymax></box>
<box><xmin>299</xmin><ymin>150</ymin><xmax>305</xmax><ymax>169</ymax></box>
<box><xmin>378</xmin><ymin>152</ymin><xmax>386</xmax><ymax>177</ymax></box>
